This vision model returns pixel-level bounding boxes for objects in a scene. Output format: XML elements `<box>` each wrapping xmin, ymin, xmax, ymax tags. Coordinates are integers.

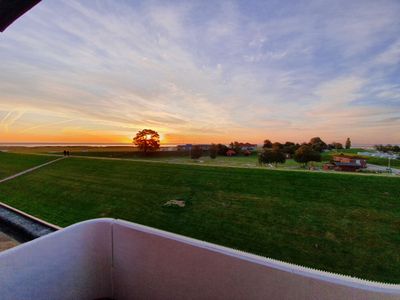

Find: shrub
<box><xmin>191</xmin><ymin>145</ymin><xmax>203</xmax><ymax>159</ymax></box>
<box><xmin>259</xmin><ymin>149</ymin><xmax>286</xmax><ymax>166</ymax></box>
<box><xmin>209</xmin><ymin>144</ymin><xmax>218</xmax><ymax>159</ymax></box>
<box><xmin>294</xmin><ymin>145</ymin><xmax>321</xmax><ymax>166</ymax></box>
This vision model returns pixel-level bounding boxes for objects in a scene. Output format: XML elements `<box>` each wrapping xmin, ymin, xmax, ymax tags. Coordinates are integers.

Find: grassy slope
<box><xmin>65</xmin><ymin>152</ymin><xmax>327</xmax><ymax>170</ymax></box>
<box><xmin>362</xmin><ymin>156</ymin><xmax>400</xmax><ymax>168</ymax></box>
<box><xmin>0</xmin><ymin>152</ymin><xmax>57</xmax><ymax>179</ymax></box>
<box><xmin>9</xmin><ymin>145</ymin><xmax>399</xmax><ymax>169</ymax></box>
<box><xmin>56</xmin><ymin>147</ymin><xmax>399</xmax><ymax>169</ymax></box>
<box><xmin>0</xmin><ymin>157</ymin><xmax>399</xmax><ymax>282</ymax></box>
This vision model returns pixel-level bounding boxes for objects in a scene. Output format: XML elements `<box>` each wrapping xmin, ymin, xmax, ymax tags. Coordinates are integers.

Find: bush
<box><xmin>191</xmin><ymin>145</ymin><xmax>203</xmax><ymax>159</ymax></box>
<box><xmin>243</xmin><ymin>150</ymin><xmax>251</xmax><ymax>156</ymax></box>
<box><xmin>209</xmin><ymin>144</ymin><xmax>218</xmax><ymax>159</ymax></box>
<box><xmin>294</xmin><ymin>145</ymin><xmax>321</xmax><ymax>166</ymax></box>
<box><xmin>217</xmin><ymin>144</ymin><xmax>229</xmax><ymax>156</ymax></box>
<box><xmin>259</xmin><ymin>149</ymin><xmax>286</xmax><ymax>166</ymax></box>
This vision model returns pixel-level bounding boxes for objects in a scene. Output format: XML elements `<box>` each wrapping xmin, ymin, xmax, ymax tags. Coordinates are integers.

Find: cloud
<box><xmin>374</xmin><ymin>40</ymin><xmax>400</xmax><ymax>65</ymax></box>
<box><xmin>314</xmin><ymin>77</ymin><xmax>365</xmax><ymax>108</ymax></box>
<box><xmin>0</xmin><ymin>0</ymin><xmax>399</xmax><ymax>144</ymax></box>
<box><xmin>0</xmin><ymin>110</ymin><xmax>25</xmax><ymax>132</ymax></box>
<box><xmin>18</xmin><ymin>118</ymin><xmax>76</xmax><ymax>134</ymax></box>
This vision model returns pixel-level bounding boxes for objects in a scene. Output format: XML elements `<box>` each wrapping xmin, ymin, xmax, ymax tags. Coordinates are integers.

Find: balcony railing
<box><xmin>0</xmin><ymin>218</ymin><xmax>399</xmax><ymax>299</ymax></box>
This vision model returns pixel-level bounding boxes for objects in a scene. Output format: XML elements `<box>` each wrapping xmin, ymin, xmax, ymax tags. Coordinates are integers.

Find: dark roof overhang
<box><xmin>0</xmin><ymin>0</ymin><xmax>41</xmax><ymax>32</ymax></box>
<box><xmin>334</xmin><ymin>162</ymin><xmax>361</xmax><ymax>167</ymax></box>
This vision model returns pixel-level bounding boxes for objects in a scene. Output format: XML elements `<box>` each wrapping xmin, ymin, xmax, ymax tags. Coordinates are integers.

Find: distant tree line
<box><xmin>259</xmin><ymin>137</ymin><xmax>352</xmax><ymax>167</ymax></box>
<box><xmin>190</xmin><ymin>142</ymin><xmax>256</xmax><ymax>160</ymax></box>
<box><xmin>374</xmin><ymin>144</ymin><xmax>400</xmax><ymax>153</ymax></box>
<box><xmin>213</xmin><ymin>142</ymin><xmax>255</xmax><ymax>157</ymax></box>
<box><xmin>258</xmin><ymin>149</ymin><xmax>286</xmax><ymax>166</ymax></box>
<box><xmin>132</xmin><ymin>129</ymin><xmax>357</xmax><ymax>168</ymax></box>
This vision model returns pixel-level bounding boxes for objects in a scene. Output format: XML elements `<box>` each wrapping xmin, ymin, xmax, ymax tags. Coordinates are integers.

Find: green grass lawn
<box><xmin>10</xmin><ymin>145</ymin><xmax>398</xmax><ymax>170</ymax></box>
<box><xmin>320</xmin><ymin>148</ymin><xmax>367</xmax><ymax>160</ymax></box>
<box><xmin>150</xmin><ymin>156</ymin><xmax>327</xmax><ymax>170</ymax></box>
<box><xmin>65</xmin><ymin>150</ymin><xmax>329</xmax><ymax>170</ymax></box>
<box><xmin>0</xmin><ymin>156</ymin><xmax>399</xmax><ymax>283</ymax></box>
<box><xmin>0</xmin><ymin>152</ymin><xmax>57</xmax><ymax>179</ymax></box>
<box><xmin>362</xmin><ymin>156</ymin><xmax>400</xmax><ymax>168</ymax></box>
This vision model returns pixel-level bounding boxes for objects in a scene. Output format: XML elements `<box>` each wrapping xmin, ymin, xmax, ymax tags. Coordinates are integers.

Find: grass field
<box><xmin>0</xmin><ymin>152</ymin><xmax>57</xmax><ymax>179</ymax></box>
<box><xmin>0</xmin><ymin>156</ymin><xmax>399</xmax><ymax>282</ymax></box>
<box><xmin>46</xmin><ymin>146</ymin><xmax>400</xmax><ymax>170</ymax></box>
<box><xmin>4</xmin><ymin>145</ymin><xmax>399</xmax><ymax>170</ymax></box>
<box><xmin>364</xmin><ymin>156</ymin><xmax>400</xmax><ymax>168</ymax></box>
<box><xmin>55</xmin><ymin>150</ymin><xmax>325</xmax><ymax>170</ymax></box>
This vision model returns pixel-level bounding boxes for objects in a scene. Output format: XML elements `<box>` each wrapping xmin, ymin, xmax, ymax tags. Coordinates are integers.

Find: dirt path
<box><xmin>0</xmin><ymin>157</ymin><xmax>65</xmax><ymax>184</ymax></box>
<box><xmin>0</xmin><ymin>230</ymin><xmax>19</xmax><ymax>251</ymax></box>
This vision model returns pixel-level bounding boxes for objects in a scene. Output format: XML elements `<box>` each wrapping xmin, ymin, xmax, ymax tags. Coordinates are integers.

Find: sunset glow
<box><xmin>1</xmin><ymin>1</ymin><xmax>399</xmax><ymax>145</ymax></box>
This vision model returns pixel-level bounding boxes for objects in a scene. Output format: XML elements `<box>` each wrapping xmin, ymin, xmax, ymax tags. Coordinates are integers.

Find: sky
<box><xmin>0</xmin><ymin>0</ymin><xmax>399</xmax><ymax>145</ymax></box>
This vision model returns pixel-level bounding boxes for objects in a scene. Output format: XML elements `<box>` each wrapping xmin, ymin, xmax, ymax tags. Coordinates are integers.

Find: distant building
<box><xmin>177</xmin><ymin>144</ymin><xmax>192</xmax><ymax>151</ymax></box>
<box><xmin>177</xmin><ymin>144</ymin><xmax>211</xmax><ymax>151</ymax></box>
<box><xmin>237</xmin><ymin>143</ymin><xmax>257</xmax><ymax>151</ymax></box>
<box><xmin>323</xmin><ymin>155</ymin><xmax>367</xmax><ymax>172</ymax></box>
<box><xmin>226</xmin><ymin>149</ymin><xmax>236</xmax><ymax>156</ymax></box>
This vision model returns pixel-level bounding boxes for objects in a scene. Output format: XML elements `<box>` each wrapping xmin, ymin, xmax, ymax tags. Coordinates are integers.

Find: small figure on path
<box><xmin>63</xmin><ymin>150</ymin><xmax>67</xmax><ymax>157</ymax></box>
<box><xmin>66</xmin><ymin>150</ymin><xmax>70</xmax><ymax>157</ymax></box>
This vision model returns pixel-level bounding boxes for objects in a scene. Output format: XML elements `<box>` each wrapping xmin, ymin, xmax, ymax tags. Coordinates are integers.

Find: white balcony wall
<box><xmin>0</xmin><ymin>218</ymin><xmax>399</xmax><ymax>300</ymax></box>
<box><xmin>0</xmin><ymin>219</ymin><xmax>112</xmax><ymax>299</ymax></box>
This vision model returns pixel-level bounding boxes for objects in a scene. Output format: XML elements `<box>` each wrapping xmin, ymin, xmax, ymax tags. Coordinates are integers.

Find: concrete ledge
<box><xmin>0</xmin><ymin>202</ymin><xmax>59</xmax><ymax>241</ymax></box>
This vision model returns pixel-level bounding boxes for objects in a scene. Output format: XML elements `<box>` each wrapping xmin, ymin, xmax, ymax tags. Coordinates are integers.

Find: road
<box><xmin>366</xmin><ymin>163</ymin><xmax>400</xmax><ymax>175</ymax></box>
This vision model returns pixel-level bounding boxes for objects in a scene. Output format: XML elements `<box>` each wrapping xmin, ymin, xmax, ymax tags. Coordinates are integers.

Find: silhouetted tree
<box><xmin>309</xmin><ymin>137</ymin><xmax>327</xmax><ymax>152</ymax></box>
<box><xmin>259</xmin><ymin>149</ymin><xmax>286</xmax><ymax>167</ymax></box>
<box><xmin>229</xmin><ymin>141</ymin><xmax>242</xmax><ymax>154</ymax></box>
<box><xmin>294</xmin><ymin>145</ymin><xmax>321</xmax><ymax>167</ymax></box>
<box><xmin>282</xmin><ymin>141</ymin><xmax>297</xmax><ymax>157</ymax></box>
<box><xmin>209</xmin><ymin>144</ymin><xmax>218</xmax><ymax>159</ymax></box>
<box><xmin>272</xmin><ymin>142</ymin><xmax>283</xmax><ymax>150</ymax></box>
<box><xmin>133</xmin><ymin>129</ymin><xmax>160</xmax><ymax>153</ymax></box>
<box><xmin>345</xmin><ymin>138</ymin><xmax>351</xmax><ymax>149</ymax></box>
<box><xmin>328</xmin><ymin>142</ymin><xmax>343</xmax><ymax>150</ymax></box>
<box><xmin>332</xmin><ymin>142</ymin><xmax>343</xmax><ymax>150</ymax></box>
<box><xmin>263</xmin><ymin>139</ymin><xmax>273</xmax><ymax>149</ymax></box>
<box><xmin>191</xmin><ymin>145</ymin><xmax>203</xmax><ymax>159</ymax></box>
<box><xmin>217</xmin><ymin>144</ymin><xmax>229</xmax><ymax>156</ymax></box>
<box><xmin>374</xmin><ymin>144</ymin><xmax>398</xmax><ymax>153</ymax></box>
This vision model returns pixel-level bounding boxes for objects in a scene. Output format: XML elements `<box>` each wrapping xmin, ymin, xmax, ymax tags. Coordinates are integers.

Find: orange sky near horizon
<box><xmin>0</xmin><ymin>106</ymin><xmax>397</xmax><ymax>145</ymax></box>
<box><xmin>0</xmin><ymin>125</ymin><xmax>389</xmax><ymax>146</ymax></box>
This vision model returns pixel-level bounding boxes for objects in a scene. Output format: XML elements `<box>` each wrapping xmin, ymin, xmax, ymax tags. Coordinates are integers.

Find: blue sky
<box><xmin>0</xmin><ymin>0</ymin><xmax>399</xmax><ymax>144</ymax></box>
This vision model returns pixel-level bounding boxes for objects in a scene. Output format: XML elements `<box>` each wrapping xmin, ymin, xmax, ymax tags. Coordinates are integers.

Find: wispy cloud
<box><xmin>0</xmin><ymin>110</ymin><xmax>25</xmax><ymax>132</ymax></box>
<box><xmin>0</xmin><ymin>0</ymin><xmax>399</xmax><ymax>144</ymax></box>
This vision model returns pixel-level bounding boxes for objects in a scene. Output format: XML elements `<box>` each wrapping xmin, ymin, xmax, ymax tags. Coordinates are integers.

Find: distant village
<box><xmin>131</xmin><ymin>130</ymin><xmax>399</xmax><ymax>174</ymax></box>
<box><xmin>159</xmin><ymin>139</ymin><xmax>399</xmax><ymax>173</ymax></box>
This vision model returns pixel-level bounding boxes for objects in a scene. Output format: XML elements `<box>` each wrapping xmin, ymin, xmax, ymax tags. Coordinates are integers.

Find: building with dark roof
<box><xmin>323</xmin><ymin>155</ymin><xmax>367</xmax><ymax>172</ymax></box>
